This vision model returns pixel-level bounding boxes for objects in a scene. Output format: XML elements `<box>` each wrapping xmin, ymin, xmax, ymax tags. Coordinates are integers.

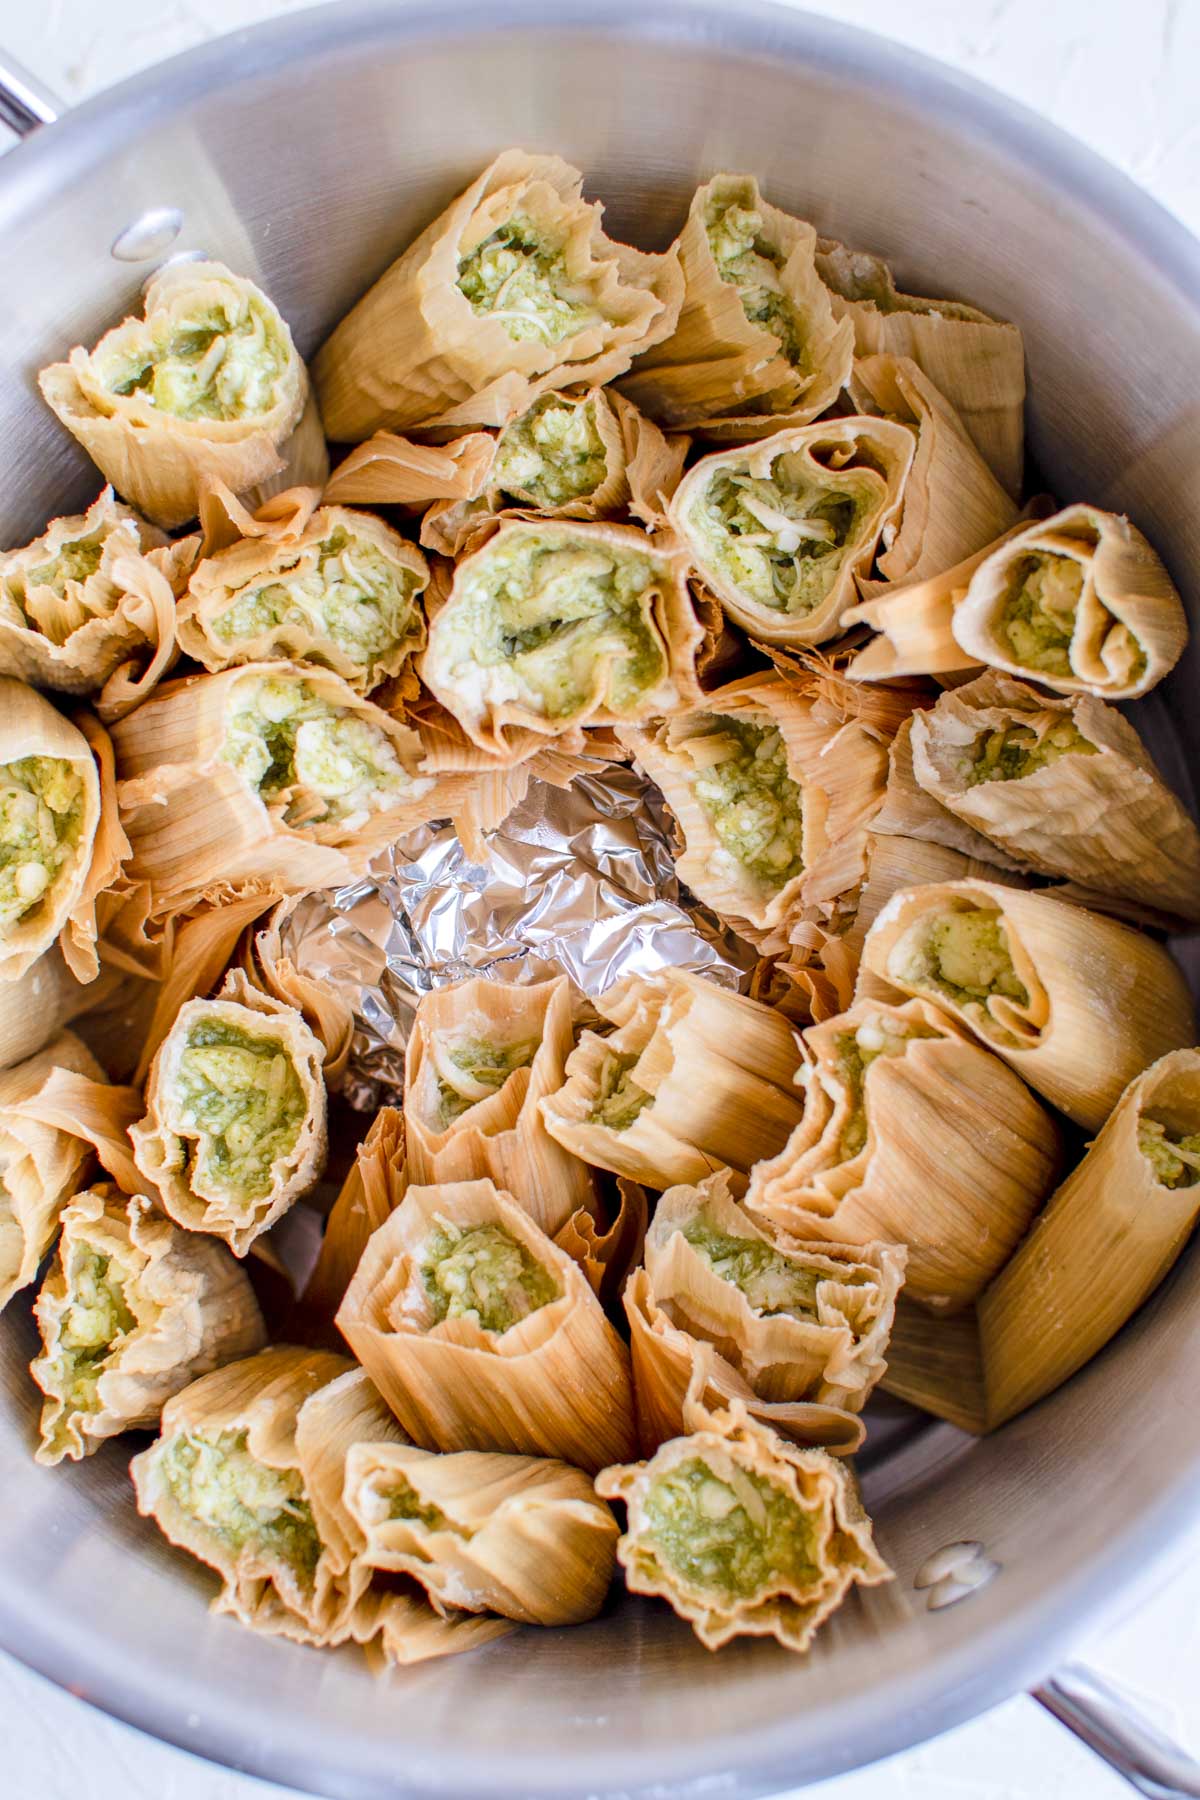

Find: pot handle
<box><xmin>0</xmin><ymin>53</ymin><xmax>61</xmax><ymax>135</ymax></box>
<box><xmin>1035</xmin><ymin>1663</ymin><xmax>1200</xmax><ymax>1797</ymax></box>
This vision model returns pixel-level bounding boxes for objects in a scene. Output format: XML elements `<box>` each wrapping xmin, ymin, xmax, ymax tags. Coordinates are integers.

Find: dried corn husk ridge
<box><xmin>323</xmin><ymin>431</ymin><xmax>497</xmax><ymax>510</ymax></box>
<box><xmin>0</xmin><ymin>1031</ymin><xmax>105</xmax><ymax>1312</ymax></box>
<box><xmin>841</xmin><ymin>526</ymin><xmax>1027</xmax><ymax>681</ymax></box>
<box><xmin>539</xmin><ymin>969</ymin><xmax>805</xmax><ymax>1190</ymax></box>
<box><xmin>746</xmin><ymin>995</ymin><xmax>1061</xmax><ymax>1310</ymax></box>
<box><xmin>313</xmin><ymin>150</ymin><xmax>683</xmax><ymax>439</ymax></box>
<box><xmin>32</xmin><ymin>1183</ymin><xmax>266</xmax><ymax>1463</ymax></box>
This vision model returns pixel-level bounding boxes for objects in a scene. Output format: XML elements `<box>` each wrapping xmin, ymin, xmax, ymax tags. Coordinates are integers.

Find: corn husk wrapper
<box><xmin>343</xmin><ymin>1439</ymin><xmax>618</xmax><ymax>1626</ymax></box>
<box><xmin>902</xmin><ymin>672</ymin><xmax>1200</xmax><ymax>921</ymax></box>
<box><xmin>0</xmin><ymin>488</ymin><xmax>194</xmax><ymax>708</ymax></box>
<box><xmin>539</xmin><ymin>969</ymin><xmax>804</xmax><ymax>1190</ymax></box>
<box><xmin>816</xmin><ymin>238</ymin><xmax>1025</xmax><ymax>496</ymax></box>
<box><xmin>841</xmin><ymin>531</ymin><xmax>1030</xmax><ymax>683</ymax></box>
<box><xmin>637</xmin><ymin>1169</ymin><xmax>904</xmax><ymax>1418</ymax></box>
<box><xmin>336</xmin><ymin>1178</ymin><xmax>636</xmax><ymax>1473</ymax></box>
<box><xmin>419</xmin><ymin>388</ymin><xmax>686</xmax><ymax>558</ymax></box>
<box><xmin>6</xmin><ymin>1057</ymin><xmax>143</xmax><ymax>1198</ymax></box>
<box><xmin>860</xmin><ymin>878</ymin><xmax>1195</xmax><ymax>1130</ymax></box>
<box><xmin>617</xmin><ymin>173</ymin><xmax>854</xmax><ymax>439</ymax></box>
<box><xmin>131</xmin><ymin>976</ymin><xmax>327</xmax><ymax>1254</ymax></box>
<box><xmin>979</xmin><ymin>1048</ymin><xmax>1200</xmax><ymax>1427</ymax></box>
<box><xmin>237</xmin><ymin>895</ymin><xmax>354</xmax><ymax>1087</ymax></box>
<box><xmin>0</xmin><ymin>948</ymin><xmax>110</xmax><ymax>1070</ymax></box>
<box><xmin>314</xmin><ymin>151</ymin><xmax>683</xmax><ymax>440</ymax></box>
<box><xmin>847</xmin><ymin>356</ymin><xmax>1018</xmax><ymax>589</ymax></box>
<box><xmin>596</xmin><ymin>1388</ymin><xmax>891</xmax><ymax>1652</ymax></box>
<box><xmin>746</xmin><ymin>996</ymin><xmax>1060</xmax><ymax>1311</ymax></box>
<box><xmin>32</xmin><ymin>1183</ymin><xmax>266</xmax><ymax>1464</ymax></box>
<box><xmin>177</xmin><ymin>503</ymin><xmax>429</xmax><ymax>693</ymax></box>
<box><xmin>618</xmin><ymin>671</ymin><xmax>888</xmax><ymax>946</ymax></box>
<box><xmin>950</xmin><ymin>505</ymin><xmax>1187</xmax><ymax>699</ymax></box>
<box><xmin>555</xmin><ymin>1175</ymin><xmax>648</xmax><ymax>1304</ymax></box>
<box><xmin>323</xmin><ymin>431</ymin><xmax>497</xmax><ymax>509</ymax></box>
<box><xmin>877</xmin><ymin>1295</ymin><xmax>987</xmax><ymax>1433</ymax></box>
<box><xmin>668</xmin><ymin>419</ymin><xmax>916</xmax><ymax>648</ymax></box>
<box><xmin>39</xmin><ymin>261</ymin><xmax>311</xmax><ymax>530</ymax></box>
<box><xmin>299</xmin><ymin>1108</ymin><xmax>406</xmax><ymax>1343</ymax></box>
<box><xmin>112</xmin><ymin>661</ymin><xmax>445</xmax><ymax>911</ymax></box>
<box><xmin>870</xmin><ymin>713</ymin><xmax>1023</xmax><ymax>871</ymax></box>
<box><xmin>0</xmin><ymin>1031</ymin><xmax>105</xmax><ymax>1312</ymax></box>
<box><xmin>419</xmin><ymin>518</ymin><xmax>702</xmax><ymax>754</ymax></box>
<box><xmin>403</xmin><ymin>976</ymin><xmax>596</xmax><ymax>1237</ymax></box>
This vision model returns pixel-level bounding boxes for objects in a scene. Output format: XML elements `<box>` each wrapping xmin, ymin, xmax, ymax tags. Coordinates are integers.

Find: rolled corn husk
<box><xmin>949</xmin><ymin>505</ymin><xmax>1187</xmax><ymax>699</ymax></box>
<box><xmin>618</xmin><ymin>672</ymin><xmax>887</xmax><ymax>944</ymax></box>
<box><xmin>877</xmin><ymin>1296</ymin><xmax>987</xmax><ymax>1433</ymax></box>
<box><xmin>596</xmin><ymin>1390</ymin><xmax>891</xmax><ymax>1651</ymax></box>
<box><xmin>237</xmin><ymin>895</ymin><xmax>355</xmax><ymax>1087</ymax></box>
<box><xmin>539</xmin><ymin>969</ymin><xmax>805</xmax><ymax>1190</ymax></box>
<box><xmin>745</xmin><ymin>996</ymin><xmax>1061</xmax><ymax>1311</ymax></box>
<box><xmin>815</xmin><ymin>237</ymin><xmax>1025</xmax><ymax>496</ymax></box>
<box><xmin>323</xmin><ymin>431</ymin><xmax>497</xmax><ymax>510</ymax></box>
<box><xmin>0</xmin><ymin>488</ymin><xmax>196</xmax><ymax>706</ymax></box>
<box><xmin>617</xmin><ymin>173</ymin><xmax>854</xmax><ymax>439</ymax></box>
<box><xmin>177</xmin><ymin>502</ymin><xmax>429</xmax><ymax>693</ymax></box>
<box><xmin>299</xmin><ymin>1107</ymin><xmax>406</xmax><ymax>1342</ymax></box>
<box><xmin>847</xmin><ymin>355</ymin><xmax>1018</xmax><ymax>588</ymax></box>
<box><xmin>343</xmin><ymin>1439</ymin><xmax>618</xmax><ymax>1626</ymax></box>
<box><xmin>336</xmin><ymin>1177</ymin><xmax>636</xmax><ymax>1473</ymax></box>
<box><xmin>903</xmin><ymin>671</ymin><xmax>1200</xmax><ymax>921</ymax></box>
<box><xmin>419</xmin><ymin>388</ymin><xmax>686</xmax><ymax>558</ymax></box>
<box><xmin>112</xmin><ymin>661</ymin><xmax>444</xmax><ymax>910</ymax></box>
<box><xmin>0</xmin><ymin>1031</ymin><xmax>105</xmax><ymax>1312</ymax></box>
<box><xmin>0</xmin><ymin>681</ymin><xmax>118</xmax><ymax>983</ymax></box>
<box><xmin>978</xmin><ymin>1048</ymin><xmax>1200</xmax><ymax>1427</ymax></box>
<box><xmin>31</xmin><ymin>1182</ymin><xmax>266</xmax><ymax>1464</ymax></box>
<box><xmin>403</xmin><ymin>975</ymin><xmax>596</xmax><ymax>1238</ymax></box>
<box><xmin>554</xmin><ymin>1173</ymin><xmax>648</xmax><ymax>1304</ymax></box>
<box><xmin>667</xmin><ymin>419</ymin><xmax>916</xmax><ymax>647</ymax></box>
<box><xmin>39</xmin><ymin>261</ymin><xmax>314</xmax><ymax>529</ymax></box>
<box><xmin>131</xmin><ymin>976</ymin><xmax>328</xmax><ymax>1254</ymax></box>
<box><xmin>870</xmin><ymin>712</ymin><xmax>1022</xmax><ymax>871</ymax></box>
<box><xmin>841</xmin><ymin>528</ymin><xmax>1026</xmax><ymax>681</ymax></box>
<box><xmin>314</xmin><ymin>150</ymin><xmax>682</xmax><ymax>440</ymax></box>
<box><xmin>860</xmin><ymin>879</ymin><xmax>1195</xmax><ymax>1129</ymax></box>
<box><xmin>0</xmin><ymin>948</ymin><xmax>110</xmax><ymax>1070</ymax></box>
<box><xmin>633</xmin><ymin>1169</ymin><xmax>903</xmax><ymax>1427</ymax></box>
<box><xmin>419</xmin><ymin>518</ymin><xmax>701</xmax><ymax>754</ymax></box>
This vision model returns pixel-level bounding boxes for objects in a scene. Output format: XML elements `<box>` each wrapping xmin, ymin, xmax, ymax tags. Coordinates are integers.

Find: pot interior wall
<box><xmin>1</xmin><ymin>7</ymin><xmax>1198</xmax><ymax>1797</ymax></box>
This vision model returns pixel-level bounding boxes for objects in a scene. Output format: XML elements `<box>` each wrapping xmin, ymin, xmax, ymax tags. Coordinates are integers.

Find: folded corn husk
<box><xmin>870</xmin><ymin>712</ymin><xmax>1022</xmax><ymax>871</ymax></box>
<box><xmin>841</xmin><ymin>525</ymin><xmax>1028</xmax><ymax>681</ymax></box>
<box><xmin>860</xmin><ymin>879</ymin><xmax>1195</xmax><ymax>1129</ymax></box>
<box><xmin>0</xmin><ymin>1031</ymin><xmax>105</xmax><ymax>1312</ymax></box>
<box><xmin>902</xmin><ymin>672</ymin><xmax>1200</xmax><ymax>921</ymax></box>
<box><xmin>0</xmin><ymin>948</ymin><xmax>112</xmax><ymax>1070</ymax></box>
<box><xmin>131</xmin><ymin>976</ymin><xmax>327</xmax><ymax>1254</ymax></box>
<box><xmin>314</xmin><ymin>150</ymin><xmax>683</xmax><ymax>440</ymax></box>
<box><xmin>419</xmin><ymin>518</ymin><xmax>702</xmax><ymax>754</ymax></box>
<box><xmin>596</xmin><ymin>1389</ymin><xmax>891</xmax><ymax>1651</ymax></box>
<box><xmin>949</xmin><ymin>505</ymin><xmax>1187</xmax><ymax>699</ymax></box>
<box><xmin>237</xmin><ymin>895</ymin><xmax>354</xmax><ymax>1087</ymax></box>
<box><xmin>112</xmin><ymin>661</ymin><xmax>446</xmax><ymax>911</ymax></box>
<box><xmin>177</xmin><ymin>502</ymin><xmax>429</xmax><ymax>693</ymax></box>
<box><xmin>299</xmin><ymin>1107</ymin><xmax>405</xmax><ymax>1342</ymax></box>
<box><xmin>403</xmin><ymin>975</ymin><xmax>596</xmax><ymax>1238</ymax></box>
<box><xmin>816</xmin><ymin>238</ymin><xmax>1025</xmax><ymax>496</ymax></box>
<box><xmin>323</xmin><ymin>431</ymin><xmax>497</xmax><ymax>510</ymax></box>
<box><xmin>32</xmin><ymin>1182</ymin><xmax>266</xmax><ymax>1464</ymax></box>
<box><xmin>746</xmin><ymin>996</ymin><xmax>1060</xmax><ymax>1311</ymax></box>
<box><xmin>554</xmin><ymin>1174</ymin><xmax>648</xmax><ymax>1304</ymax></box>
<box><xmin>0</xmin><ymin>489</ymin><xmax>196</xmax><ymax>707</ymax></box>
<box><xmin>847</xmin><ymin>356</ymin><xmax>1018</xmax><ymax>589</ymax></box>
<box><xmin>618</xmin><ymin>671</ymin><xmax>888</xmax><ymax>944</ymax></box>
<box><xmin>668</xmin><ymin>419</ymin><xmax>915</xmax><ymax>647</ymax></box>
<box><xmin>877</xmin><ymin>1296</ymin><xmax>987</xmax><ymax>1434</ymax></box>
<box><xmin>39</xmin><ymin>261</ymin><xmax>314</xmax><ymax>530</ymax></box>
<box><xmin>616</xmin><ymin>173</ymin><xmax>854</xmax><ymax>439</ymax></box>
<box><xmin>978</xmin><ymin>1048</ymin><xmax>1200</xmax><ymax>1427</ymax></box>
<box><xmin>539</xmin><ymin>969</ymin><xmax>804</xmax><ymax>1190</ymax></box>
<box><xmin>420</xmin><ymin>388</ymin><xmax>688</xmax><ymax>557</ymax></box>
<box><xmin>336</xmin><ymin>1178</ymin><xmax>636</xmax><ymax>1473</ymax></box>
<box><xmin>343</xmin><ymin>1439</ymin><xmax>618</xmax><ymax>1626</ymax></box>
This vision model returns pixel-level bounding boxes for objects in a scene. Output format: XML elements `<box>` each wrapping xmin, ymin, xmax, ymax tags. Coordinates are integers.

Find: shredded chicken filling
<box><xmin>833</xmin><ymin>1014</ymin><xmax>939</xmax><ymax>1161</ymax></box>
<box><xmin>1000</xmin><ymin>553</ymin><xmax>1084</xmax><ymax>677</ymax></box>
<box><xmin>1137</xmin><ymin>1118</ymin><xmax>1200</xmax><ymax>1190</ymax></box>
<box><xmin>706</xmin><ymin>196</ymin><xmax>809</xmax><ymax>374</ymax></box>
<box><xmin>641</xmin><ymin>1453</ymin><xmax>819</xmax><ymax>1602</ymax></box>
<box><xmin>491</xmin><ymin>396</ymin><xmax>609</xmax><ymax>507</ymax></box>
<box><xmin>429</xmin><ymin>1031</ymin><xmax>539</xmax><ymax>1127</ymax></box>
<box><xmin>456</xmin><ymin>214</ymin><xmax>605</xmax><ymax>346</ymax></box>
<box><xmin>965</xmin><ymin>718</ymin><xmax>1098</xmax><ymax>785</ymax></box>
<box><xmin>591</xmin><ymin>1048</ymin><xmax>653</xmax><ymax>1132</ymax></box>
<box><xmin>0</xmin><ymin>755</ymin><xmax>85</xmax><ymax>935</ymax></box>
<box><xmin>173</xmin><ymin>1017</ymin><xmax>306</xmax><ymax>1204</ymax></box>
<box><xmin>418</xmin><ymin>1220</ymin><xmax>560</xmax><ymax>1334</ymax></box>
<box><xmin>100</xmin><ymin>294</ymin><xmax>290</xmax><ymax>422</ymax></box>
<box><xmin>46</xmin><ymin>1245</ymin><xmax>135</xmax><ymax>1419</ymax></box>
<box><xmin>161</xmin><ymin>1426</ymin><xmax>321</xmax><ymax>1573</ymax></box>
<box><xmin>687</xmin><ymin>715</ymin><xmax>804</xmax><ymax>893</ymax></box>
<box><xmin>692</xmin><ymin>459</ymin><xmax>870</xmax><ymax>616</ymax></box>
<box><xmin>681</xmin><ymin>1206</ymin><xmax>825</xmax><ymax>1316</ymax></box>
<box><xmin>896</xmin><ymin>908</ymin><xmax>1029</xmax><ymax>1043</ymax></box>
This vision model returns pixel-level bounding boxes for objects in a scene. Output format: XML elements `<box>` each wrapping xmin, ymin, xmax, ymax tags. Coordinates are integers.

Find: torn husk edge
<box><xmin>0</xmin><ymin>1030</ymin><xmax>105</xmax><ymax>1313</ymax></box>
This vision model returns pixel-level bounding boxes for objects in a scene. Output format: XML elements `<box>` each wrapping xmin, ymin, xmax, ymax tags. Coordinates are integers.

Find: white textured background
<box><xmin>2</xmin><ymin>0</ymin><xmax>1200</xmax><ymax>1795</ymax></box>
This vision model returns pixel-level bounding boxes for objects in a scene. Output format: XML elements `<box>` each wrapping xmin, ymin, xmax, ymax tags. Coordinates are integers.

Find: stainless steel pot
<box><xmin>2</xmin><ymin>5</ymin><xmax>1200</xmax><ymax>1796</ymax></box>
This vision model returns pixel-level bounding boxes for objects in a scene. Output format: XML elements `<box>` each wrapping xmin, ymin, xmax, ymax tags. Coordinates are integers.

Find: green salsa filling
<box><xmin>966</xmin><ymin>719</ymin><xmax>1098</xmax><ymax>786</ymax></box>
<box><xmin>27</xmin><ymin>532</ymin><xmax>106</xmax><ymax>596</ymax></box>
<box><xmin>1000</xmin><ymin>554</ymin><xmax>1083</xmax><ymax>677</ymax></box>
<box><xmin>456</xmin><ymin>214</ymin><xmax>604</xmax><ymax>346</ymax></box>
<box><xmin>688</xmin><ymin>716</ymin><xmax>804</xmax><ymax>893</ymax></box>
<box><xmin>383</xmin><ymin>1474</ymin><xmax>456</xmax><ymax>1533</ymax></box>
<box><xmin>682</xmin><ymin>1207</ymin><xmax>823</xmax><ymax>1315</ymax></box>
<box><xmin>161</xmin><ymin>1426</ymin><xmax>321</xmax><ymax>1574</ymax></box>
<box><xmin>491</xmin><ymin>395</ymin><xmax>609</xmax><ymax>508</ymax></box>
<box><xmin>902</xmin><ymin>909</ymin><xmax>1029</xmax><ymax>1036</ymax></box>
<box><xmin>174</xmin><ymin>1017</ymin><xmax>306</xmax><ymax>1203</ymax></box>
<box><xmin>221</xmin><ymin>675</ymin><xmax>416</xmax><ymax>826</ymax></box>
<box><xmin>641</xmin><ymin>1454</ymin><xmax>819</xmax><ymax>1602</ymax></box>
<box><xmin>705</xmin><ymin>197</ymin><xmax>809</xmax><ymax>374</ymax></box>
<box><xmin>102</xmin><ymin>297</ymin><xmax>289</xmax><ymax>422</ymax></box>
<box><xmin>210</xmin><ymin>527</ymin><xmax>422</xmax><ymax>678</ymax></box>
<box><xmin>833</xmin><ymin>1016</ymin><xmax>939</xmax><ymax>1161</ymax></box>
<box><xmin>0</xmin><ymin>755</ymin><xmax>85</xmax><ymax>935</ymax></box>
<box><xmin>418</xmin><ymin>1221</ymin><xmax>560</xmax><ymax>1334</ymax></box>
<box><xmin>431</xmin><ymin>1032</ymin><xmax>539</xmax><ymax>1127</ymax></box>
<box><xmin>1137</xmin><ymin>1119</ymin><xmax>1200</xmax><ymax>1190</ymax></box>
<box><xmin>591</xmin><ymin>1048</ymin><xmax>653</xmax><ymax>1132</ymax></box>
<box><xmin>49</xmin><ymin>1246</ymin><xmax>135</xmax><ymax>1418</ymax></box>
<box><xmin>691</xmin><ymin>459</ymin><xmax>871</xmax><ymax>617</ymax></box>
